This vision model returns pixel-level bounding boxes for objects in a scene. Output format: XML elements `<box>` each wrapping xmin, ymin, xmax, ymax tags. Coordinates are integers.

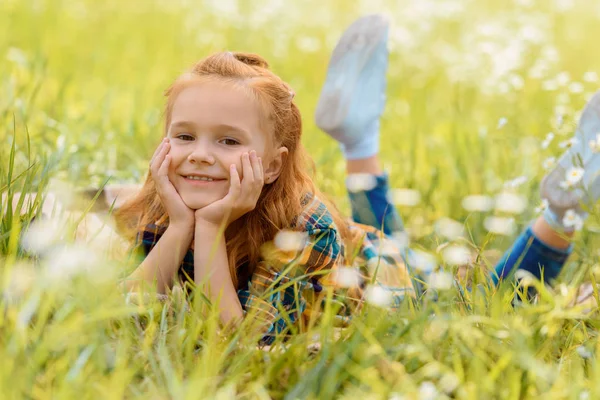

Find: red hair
<box><xmin>115</xmin><ymin>52</ymin><xmax>348</xmax><ymax>288</ymax></box>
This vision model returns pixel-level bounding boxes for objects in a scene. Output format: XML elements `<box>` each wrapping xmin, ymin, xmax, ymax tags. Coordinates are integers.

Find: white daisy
<box><xmin>535</xmin><ymin>199</ymin><xmax>549</xmax><ymax>213</ymax></box>
<box><xmin>461</xmin><ymin>195</ymin><xmax>494</xmax><ymax>212</ymax></box>
<box><xmin>331</xmin><ymin>266</ymin><xmax>362</xmax><ymax>288</ymax></box>
<box><xmin>565</xmin><ymin>167</ymin><xmax>585</xmax><ymax>186</ymax></box>
<box><xmin>497</xmin><ymin>117</ymin><xmax>508</xmax><ymax>129</ymax></box>
<box><xmin>583</xmin><ymin>71</ymin><xmax>599</xmax><ymax>83</ymax></box>
<box><xmin>542</xmin><ymin>157</ymin><xmax>556</xmax><ymax>170</ymax></box>
<box><xmin>563</xmin><ymin>209</ymin><xmax>584</xmax><ymax>231</ymax></box>
<box><xmin>428</xmin><ymin>271</ymin><xmax>453</xmax><ymax>290</ymax></box>
<box><xmin>588</xmin><ymin>133</ymin><xmax>600</xmax><ymax>152</ymax></box>
<box><xmin>559</xmin><ymin>138</ymin><xmax>579</xmax><ymax>149</ymax></box>
<box><xmin>541</xmin><ymin>132</ymin><xmax>555</xmax><ymax>149</ymax></box>
<box><xmin>364</xmin><ymin>285</ymin><xmax>393</xmax><ymax>307</ymax></box>
<box><xmin>503</xmin><ymin>176</ymin><xmax>527</xmax><ymax>189</ymax></box>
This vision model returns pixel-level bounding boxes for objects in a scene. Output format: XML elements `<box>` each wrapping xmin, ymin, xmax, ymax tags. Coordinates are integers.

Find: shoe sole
<box><xmin>314</xmin><ymin>14</ymin><xmax>389</xmax><ymax>132</ymax></box>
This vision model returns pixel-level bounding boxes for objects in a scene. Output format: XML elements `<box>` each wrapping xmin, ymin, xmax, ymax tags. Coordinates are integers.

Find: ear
<box><xmin>264</xmin><ymin>146</ymin><xmax>288</xmax><ymax>184</ymax></box>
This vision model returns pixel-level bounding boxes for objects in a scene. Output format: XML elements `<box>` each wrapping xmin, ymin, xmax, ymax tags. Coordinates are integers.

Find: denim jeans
<box><xmin>492</xmin><ymin>226</ymin><xmax>571</xmax><ymax>285</ymax></box>
<box><xmin>347</xmin><ymin>173</ymin><xmax>404</xmax><ymax>236</ymax></box>
<box><xmin>347</xmin><ymin>174</ymin><xmax>572</xmax><ymax>286</ymax></box>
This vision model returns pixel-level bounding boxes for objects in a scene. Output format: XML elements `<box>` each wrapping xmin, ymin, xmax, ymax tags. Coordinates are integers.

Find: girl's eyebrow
<box><xmin>170</xmin><ymin>121</ymin><xmax>196</xmax><ymax>129</ymax></box>
<box><xmin>170</xmin><ymin>121</ymin><xmax>251</xmax><ymax>138</ymax></box>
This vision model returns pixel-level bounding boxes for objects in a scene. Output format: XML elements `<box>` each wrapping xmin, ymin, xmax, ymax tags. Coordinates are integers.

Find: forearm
<box><xmin>194</xmin><ymin>223</ymin><xmax>243</xmax><ymax>326</ymax></box>
<box><xmin>124</xmin><ymin>224</ymin><xmax>193</xmax><ymax>293</ymax></box>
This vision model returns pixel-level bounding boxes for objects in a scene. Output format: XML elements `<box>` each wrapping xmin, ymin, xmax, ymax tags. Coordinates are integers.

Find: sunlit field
<box><xmin>2</xmin><ymin>0</ymin><xmax>600</xmax><ymax>398</ymax></box>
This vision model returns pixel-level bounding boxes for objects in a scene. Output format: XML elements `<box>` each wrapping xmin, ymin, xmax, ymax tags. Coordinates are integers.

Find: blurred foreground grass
<box><xmin>2</xmin><ymin>0</ymin><xmax>600</xmax><ymax>398</ymax></box>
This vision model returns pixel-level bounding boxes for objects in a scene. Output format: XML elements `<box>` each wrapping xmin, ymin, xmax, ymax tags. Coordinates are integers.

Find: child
<box><xmin>117</xmin><ymin>15</ymin><xmax>600</xmax><ymax>343</ymax></box>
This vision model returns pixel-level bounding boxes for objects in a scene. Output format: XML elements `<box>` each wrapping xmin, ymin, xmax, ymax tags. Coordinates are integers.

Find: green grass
<box><xmin>2</xmin><ymin>0</ymin><xmax>600</xmax><ymax>398</ymax></box>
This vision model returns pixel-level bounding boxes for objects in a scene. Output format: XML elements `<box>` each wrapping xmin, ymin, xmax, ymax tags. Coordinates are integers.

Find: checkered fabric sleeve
<box><xmin>239</xmin><ymin>195</ymin><xmax>343</xmax><ymax>344</ymax></box>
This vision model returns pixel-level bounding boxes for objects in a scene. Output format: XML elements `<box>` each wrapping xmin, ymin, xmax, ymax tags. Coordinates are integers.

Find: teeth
<box><xmin>186</xmin><ymin>176</ymin><xmax>214</xmax><ymax>181</ymax></box>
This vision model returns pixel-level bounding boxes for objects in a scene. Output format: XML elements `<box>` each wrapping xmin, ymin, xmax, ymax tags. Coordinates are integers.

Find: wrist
<box><xmin>167</xmin><ymin>221</ymin><xmax>195</xmax><ymax>236</ymax></box>
<box><xmin>194</xmin><ymin>218</ymin><xmax>225</xmax><ymax>233</ymax></box>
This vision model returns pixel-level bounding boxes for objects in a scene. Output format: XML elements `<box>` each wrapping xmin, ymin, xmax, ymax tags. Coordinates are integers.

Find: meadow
<box><xmin>2</xmin><ymin>0</ymin><xmax>600</xmax><ymax>398</ymax></box>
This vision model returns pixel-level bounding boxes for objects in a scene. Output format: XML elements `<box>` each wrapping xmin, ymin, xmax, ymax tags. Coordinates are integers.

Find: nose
<box><xmin>187</xmin><ymin>142</ymin><xmax>215</xmax><ymax>165</ymax></box>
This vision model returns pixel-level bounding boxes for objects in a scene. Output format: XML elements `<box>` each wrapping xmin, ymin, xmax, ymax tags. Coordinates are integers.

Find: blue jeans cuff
<box><xmin>493</xmin><ymin>226</ymin><xmax>572</xmax><ymax>284</ymax></box>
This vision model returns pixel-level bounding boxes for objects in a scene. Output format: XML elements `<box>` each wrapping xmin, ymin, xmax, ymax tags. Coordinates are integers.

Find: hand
<box><xmin>194</xmin><ymin>151</ymin><xmax>264</xmax><ymax>228</ymax></box>
<box><xmin>150</xmin><ymin>138</ymin><xmax>195</xmax><ymax>229</ymax></box>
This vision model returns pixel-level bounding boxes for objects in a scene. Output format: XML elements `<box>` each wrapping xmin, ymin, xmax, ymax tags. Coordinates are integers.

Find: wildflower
<box><xmin>556</xmin><ymin>71</ymin><xmax>571</xmax><ymax>86</ymax></box>
<box><xmin>274</xmin><ymin>230</ymin><xmax>308</xmax><ymax>252</ymax></box>
<box><xmin>418</xmin><ymin>381</ymin><xmax>439</xmax><ymax>400</ymax></box>
<box><xmin>364</xmin><ymin>285</ymin><xmax>393</xmax><ymax>307</ymax></box>
<box><xmin>296</xmin><ymin>36</ymin><xmax>321</xmax><ymax>53</ymax></box>
<box><xmin>462</xmin><ymin>194</ymin><xmax>494</xmax><ymax>212</ymax></box>
<box><xmin>407</xmin><ymin>249</ymin><xmax>437</xmax><ymax>273</ymax></box>
<box><xmin>580</xmin><ymin>390</ymin><xmax>590</xmax><ymax>400</ymax></box>
<box><xmin>495</xmin><ymin>192</ymin><xmax>527</xmax><ymax>214</ymax></box>
<box><xmin>389</xmin><ymin>188</ymin><xmax>421</xmax><ymax>207</ymax></box>
<box><xmin>346</xmin><ymin>173</ymin><xmax>377</xmax><ymax>192</ymax></box>
<box><xmin>495</xmin><ymin>330</ymin><xmax>510</xmax><ymax>339</ymax></box>
<box><xmin>43</xmin><ymin>244</ymin><xmax>101</xmax><ymax>285</ymax></box>
<box><xmin>439</xmin><ymin>373</ymin><xmax>460</xmax><ymax>394</ymax></box>
<box><xmin>588</xmin><ymin>133</ymin><xmax>600</xmax><ymax>152</ymax></box>
<box><xmin>564</xmin><ymin>167</ymin><xmax>584</xmax><ymax>186</ymax></box>
<box><xmin>576</xmin><ymin>346</ymin><xmax>592</xmax><ymax>359</ymax></box>
<box><xmin>559</xmin><ymin>138</ymin><xmax>579</xmax><ymax>149</ymax></box>
<box><xmin>21</xmin><ymin>218</ymin><xmax>63</xmax><ymax>255</ymax></box>
<box><xmin>542</xmin><ymin>79</ymin><xmax>558</xmax><ymax>91</ymax></box>
<box><xmin>331</xmin><ymin>267</ymin><xmax>362</xmax><ymax>288</ymax></box>
<box><xmin>583</xmin><ymin>71</ymin><xmax>598</xmax><ymax>83</ymax></box>
<box><xmin>390</xmin><ymin>231</ymin><xmax>410</xmax><ymax>251</ymax></box>
<box><xmin>484</xmin><ymin>216</ymin><xmax>516</xmax><ymax>235</ymax></box>
<box><xmin>428</xmin><ymin>271</ymin><xmax>453</xmax><ymax>290</ymax></box>
<box><xmin>497</xmin><ymin>117</ymin><xmax>508</xmax><ymax>129</ymax></box>
<box><xmin>535</xmin><ymin>199</ymin><xmax>549</xmax><ymax>213</ymax></box>
<box><xmin>434</xmin><ymin>217</ymin><xmax>464</xmax><ymax>240</ymax></box>
<box><xmin>542</xmin><ymin>157</ymin><xmax>556</xmax><ymax>170</ymax></box>
<box><xmin>503</xmin><ymin>176</ymin><xmax>527</xmax><ymax>189</ymax></box>
<box><xmin>563</xmin><ymin>210</ymin><xmax>583</xmax><ymax>231</ymax></box>
<box><xmin>515</xmin><ymin>270</ymin><xmax>538</xmax><ymax>288</ymax></box>
<box><xmin>441</xmin><ymin>245</ymin><xmax>471</xmax><ymax>266</ymax></box>
<box><xmin>541</xmin><ymin>132</ymin><xmax>554</xmax><ymax>149</ymax></box>
<box><xmin>569</xmin><ymin>82</ymin><xmax>584</xmax><ymax>94</ymax></box>
<box><xmin>3</xmin><ymin>263</ymin><xmax>36</xmax><ymax>303</ymax></box>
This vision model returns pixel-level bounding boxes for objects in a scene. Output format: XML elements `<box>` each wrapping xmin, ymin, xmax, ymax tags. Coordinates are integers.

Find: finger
<box><xmin>150</xmin><ymin>138</ymin><xmax>167</xmax><ymax>166</ymax></box>
<box><xmin>151</xmin><ymin>142</ymin><xmax>170</xmax><ymax>175</ymax></box>
<box><xmin>258</xmin><ymin>156</ymin><xmax>264</xmax><ymax>183</ymax></box>
<box><xmin>241</xmin><ymin>152</ymin><xmax>254</xmax><ymax>185</ymax></box>
<box><xmin>226</xmin><ymin>164</ymin><xmax>241</xmax><ymax>201</ymax></box>
<box><xmin>250</xmin><ymin>151</ymin><xmax>263</xmax><ymax>184</ymax></box>
<box><xmin>158</xmin><ymin>154</ymin><xmax>171</xmax><ymax>177</ymax></box>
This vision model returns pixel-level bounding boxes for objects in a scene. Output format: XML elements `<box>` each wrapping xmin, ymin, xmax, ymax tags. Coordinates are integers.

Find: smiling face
<box><xmin>166</xmin><ymin>81</ymin><xmax>270</xmax><ymax>210</ymax></box>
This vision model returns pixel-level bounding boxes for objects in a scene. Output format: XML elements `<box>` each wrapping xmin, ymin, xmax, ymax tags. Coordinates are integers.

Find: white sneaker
<box><xmin>315</xmin><ymin>14</ymin><xmax>389</xmax><ymax>160</ymax></box>
<box><xmin>541</xmin><ymin>90</ymin><xmax>600</xmax><ymax>230</ymax></box>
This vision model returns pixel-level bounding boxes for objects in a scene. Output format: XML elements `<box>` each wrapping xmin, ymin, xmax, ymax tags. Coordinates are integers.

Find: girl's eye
<box><xmin>177</xmin><ymin>134</ymin><xmax>194</xmax><ymax>141</ymax></box>
<box><xmin>220</xmin><ymin>138</ymin><xmax>240</xmax><ymax>146</ymax></box>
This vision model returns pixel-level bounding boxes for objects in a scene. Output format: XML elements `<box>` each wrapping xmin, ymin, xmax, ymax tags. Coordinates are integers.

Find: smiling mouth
<box><xmin>182</xmin><ymin>175</ymin><xmax>226</xmax><ymax>184</ymax></box>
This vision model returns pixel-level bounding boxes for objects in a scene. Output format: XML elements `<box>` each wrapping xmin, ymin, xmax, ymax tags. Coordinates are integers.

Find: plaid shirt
<box><xmin>136</xmin><ymin>194</ymin><xmax>415</xmax><ymax>344</ymax></box>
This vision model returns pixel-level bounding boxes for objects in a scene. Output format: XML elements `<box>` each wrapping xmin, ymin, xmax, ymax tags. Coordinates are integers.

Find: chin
<box><xmin>180</xmin><ymin>193</ymin><xmax>223</xmax><ymax>210</ymax></box>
